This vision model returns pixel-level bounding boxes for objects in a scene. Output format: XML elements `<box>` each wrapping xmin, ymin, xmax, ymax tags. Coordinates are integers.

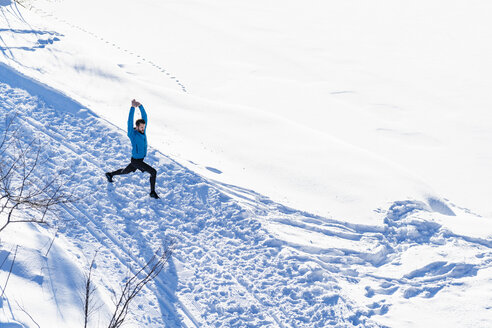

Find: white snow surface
<box><xmin>0</xmin><ymin>0</ymin><xmax>491</xmax><ymax>327</ymax></box>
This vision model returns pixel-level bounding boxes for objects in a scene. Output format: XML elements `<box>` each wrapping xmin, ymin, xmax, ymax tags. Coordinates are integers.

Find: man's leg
<box><xmin>106</xmin><ymin>163</ymin><xmax>137</xmax><ymax>182</ymax></box>
<box><xmin>130</xmin><ymin>160</ymin><xmax>157</xmax><ymax>194</ymax></box>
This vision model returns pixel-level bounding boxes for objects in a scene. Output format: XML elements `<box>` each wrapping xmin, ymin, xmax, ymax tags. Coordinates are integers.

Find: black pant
<box><xmin>111</xmin><ymin>157</ymin><xmax>157</xmax><ymax>192</ymax></box>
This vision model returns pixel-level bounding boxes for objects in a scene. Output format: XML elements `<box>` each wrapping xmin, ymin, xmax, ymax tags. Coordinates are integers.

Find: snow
<box><xmin>0</xmin><ymin>0</ymin><xmax>491</xmax><ymax>327</ymax></box>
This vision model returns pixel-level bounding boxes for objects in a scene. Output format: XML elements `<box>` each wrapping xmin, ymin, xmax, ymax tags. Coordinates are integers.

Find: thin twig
<box><xmin>45</xmin><ymin>227</ymin><xmax>59</xmax><ymax>257</ymax></box>
<box><xmin>1</xmin><ymin>244</ymin><xmax>18</xmax><ymax>298</ymax></box>
<box><xmin>83</xmin><ymin>250</ymin><xmax>101</xmax><ymax>328</ymax></box>
<box><xmin>15</xmin><ymin>299</ymin><xmax>41</xmax><ymax>328</ymax></box>
<box><xmin>107</xmin><ymin>244</ymin><xmax>174</xmax><ymax>328</ymax></box>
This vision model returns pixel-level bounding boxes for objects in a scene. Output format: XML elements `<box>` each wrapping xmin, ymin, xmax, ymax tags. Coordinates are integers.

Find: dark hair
<box><xmin>136</xmin><ymin>119</ymin><xmax>146</xmax><ymax>127</ymax></box>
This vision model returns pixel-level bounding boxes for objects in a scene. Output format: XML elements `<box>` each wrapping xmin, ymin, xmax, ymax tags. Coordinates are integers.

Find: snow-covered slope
<box><xmin>0</xmin><ymin>0</ymin><xmax>491</xmax><ymax>327</ymax></box>
<box><xmin>3</xmin><ymin>0</ymin><xmax>492</xmax><ymax>222</ymax></box>
<box><xmin>1</xmin><ymin>67</ymin><xmax>491</xmax><ymax>327</ymax></box>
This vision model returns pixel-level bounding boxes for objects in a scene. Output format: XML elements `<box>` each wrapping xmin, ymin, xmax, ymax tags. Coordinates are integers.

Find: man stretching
<box><xmin>106</xmin><ymin>99</ymin><xmax>159</xmax><ymax>199</ymax></box>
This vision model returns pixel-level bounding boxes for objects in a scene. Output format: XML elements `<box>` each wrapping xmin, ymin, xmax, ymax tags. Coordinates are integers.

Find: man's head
<box><xmin>136</xmin><ymin>119</ymin><xmax>146</xmax><ymax>133</ymax></box>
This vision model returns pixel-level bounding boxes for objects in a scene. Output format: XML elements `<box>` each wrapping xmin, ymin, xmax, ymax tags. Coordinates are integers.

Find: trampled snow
<box><xmin>0</xmin><ymin>0</ymin><xmax>491</xmax><ymax>327</ymax></box>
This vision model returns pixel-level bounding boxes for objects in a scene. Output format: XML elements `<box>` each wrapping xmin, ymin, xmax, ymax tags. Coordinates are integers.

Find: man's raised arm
<box><xmin>139</xmin><ymin>104</ymin><xmax>147</xmax><ymax>131</ymax></box>
<box><xmin>128</xmin><ymin>105</ymin><xmax>135</xmax><ymax>137</ymax></box>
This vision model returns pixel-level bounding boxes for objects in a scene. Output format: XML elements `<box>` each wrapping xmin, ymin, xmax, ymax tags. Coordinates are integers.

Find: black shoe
<box><xmin>149</xmin><ymin>191</ymin><xmax>159</xmax><ymax>199</ymax></box>
<box><xmin>105</xmin><ymin>172</ymin><xmax>113</xmax><ymax>183</ymax></box>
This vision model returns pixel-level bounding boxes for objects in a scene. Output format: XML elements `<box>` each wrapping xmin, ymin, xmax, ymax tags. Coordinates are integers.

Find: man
<box><xmin>106</xmin><ymin>99</ymin><xmax>159</xmax><ymax>199</ymax></box>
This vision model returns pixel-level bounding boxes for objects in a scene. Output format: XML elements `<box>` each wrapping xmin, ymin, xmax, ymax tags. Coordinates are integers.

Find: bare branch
<box><xmin>83</xmin><ymin>251</ymin><xmax>100</xmax><ymax>328</ymax></box>
<box><xmin>0</xmin><ymin>245</ymin><xmax>19</xmax><ymax>298</ymax></box>
<box><xmin>0</xmin><ymin>115</ymin><xmax>77</xmax><ymax>233</ymax></box>
<box><xmin>15</xmin><ymin>300</ymin><xmax>41</xmax><ymax>328</ymax></box>
<box><xmin>108</xmin><ymin>244</ymin><xmax>174</xmax><ymax>328</ymax></box>
<box><xmin>0</xmin><ymin>113</ymin><xmax>19</xmax><ymax>154</ymax></box>
<box><xmin>0</xmin><ymin>246</ymin><xmax>13</xmax><ymax>270</ymax></box>
<box><xmin>44</xmin><ymin>227</ymin><xmax>59</xmax><ymax>257</ymax></box>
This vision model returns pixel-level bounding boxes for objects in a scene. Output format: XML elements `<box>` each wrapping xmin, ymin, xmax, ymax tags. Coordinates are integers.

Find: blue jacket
<box><xmin>127</xmin><ymin>105</ymin><xmax>148</xmax><ymax>159</ymax></box>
